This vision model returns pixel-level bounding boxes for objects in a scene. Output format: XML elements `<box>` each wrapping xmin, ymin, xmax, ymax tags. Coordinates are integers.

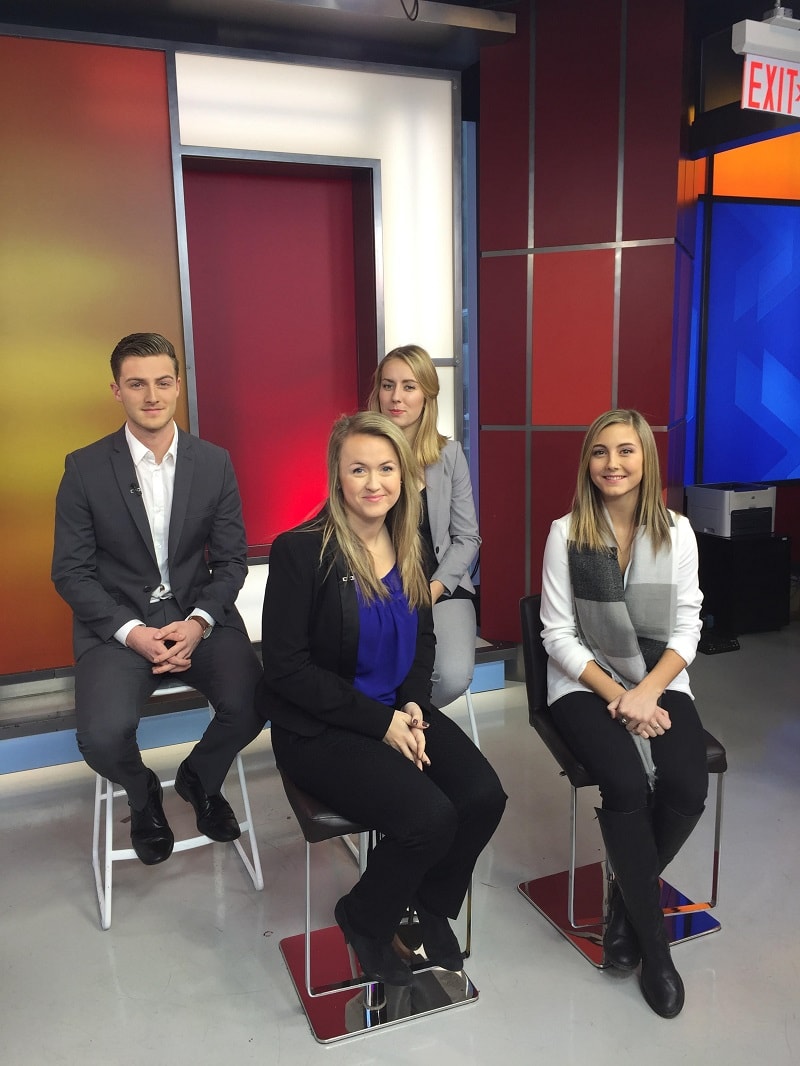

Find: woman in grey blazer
<box><xmin>368</xmin><ymin>345</ymin><xmax>480</xmax><ymax>708</ymax></box>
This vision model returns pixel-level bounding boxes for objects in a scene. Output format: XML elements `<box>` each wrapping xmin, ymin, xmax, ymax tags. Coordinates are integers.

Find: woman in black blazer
<box><xmin>259</xmin><ymin>412</ymin><xmax>505</xmax><ymax>986</ymax></box>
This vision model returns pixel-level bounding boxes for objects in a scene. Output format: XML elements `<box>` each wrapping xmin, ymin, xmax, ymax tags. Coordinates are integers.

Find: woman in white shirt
<box><xmin>540</xmin><ymin>409</ymin><xmax>708</xmax><ymax>1020</ymax></box>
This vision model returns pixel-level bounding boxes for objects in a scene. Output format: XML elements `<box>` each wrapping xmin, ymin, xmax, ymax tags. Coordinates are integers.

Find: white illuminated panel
<box><xmin>175</xmin><ymin>53</ymin><xmax>456</xmax><ymax>400</ymax></box>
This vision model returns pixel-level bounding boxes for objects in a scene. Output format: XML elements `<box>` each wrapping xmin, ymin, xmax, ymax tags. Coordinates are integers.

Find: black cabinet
<box><xmin>696</xmin><ymin>532</ymin><xmax>791</xmax><ymax>634</ymax></box>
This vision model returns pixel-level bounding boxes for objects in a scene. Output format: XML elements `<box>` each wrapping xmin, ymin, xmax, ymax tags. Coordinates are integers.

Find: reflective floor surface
<box><xmin>1</xmin><ymin>622</ymin><xmax>798</xmax><ymax>1064</ymax></box>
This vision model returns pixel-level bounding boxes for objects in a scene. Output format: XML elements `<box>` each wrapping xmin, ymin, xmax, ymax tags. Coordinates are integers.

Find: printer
<box><xmin>685</xmin><ymin>483</ymin><xmax>775</xmax><ymax>538</ymax></box>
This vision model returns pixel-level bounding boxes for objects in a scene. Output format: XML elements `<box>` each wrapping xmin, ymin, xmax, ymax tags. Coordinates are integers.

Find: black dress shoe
<box><xmin>413</xmin><ymin>901</ymin><xmax>464</xmax><ymax>971</ymax></box>
<box><xmin>129</xmin><ymin>769</ymin><xmax>174</xmax><ymax>865</ymax></box>
<box><xmin>334</xmin><ymin>897</ymin><xmax>412</xmax><ymax>986</ymax></box>
<box><xmin>174</xmin><ymin>759</ymin><xmax>241</xmax><ymax>842</ymax></box>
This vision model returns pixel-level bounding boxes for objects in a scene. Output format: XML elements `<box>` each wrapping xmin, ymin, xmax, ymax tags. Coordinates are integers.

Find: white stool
<box><xmin>91</xmin><ymin>694</ymin><xmax>263</xmax><ymax>930</ymax></box>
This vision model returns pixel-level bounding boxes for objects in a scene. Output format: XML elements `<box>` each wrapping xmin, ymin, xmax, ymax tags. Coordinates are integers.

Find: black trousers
<box><xmin>272</xmin><ymin>707</ymin><xmax>507</xmax><ymax>942</ymax></box>
<box><xmin>75</xmin><ymin>600</ymin><xmax>265</xmax><ymax>808</ymax></box>
<box><xmin>549</xmin><ymin>689</ymin><xmax>708</xmax><ymax>815</ymax></box>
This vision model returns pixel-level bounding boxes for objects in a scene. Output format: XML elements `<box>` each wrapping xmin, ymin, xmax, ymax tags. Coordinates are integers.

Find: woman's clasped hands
<box><xmin>383</xmin><ymin>703</ymin><xmax>430</xmax><ymax>770</ymax></box>
<box><xmin>607</xmin><ymin>684</ymin><xmax>672</xmax><ymax>739</ymax></box>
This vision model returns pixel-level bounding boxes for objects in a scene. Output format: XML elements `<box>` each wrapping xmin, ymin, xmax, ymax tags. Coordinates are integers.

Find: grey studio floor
<box><xmin>2</xmin><ymin>622</ymin><xmax>799</xmax><ymax>1066</ymax></box>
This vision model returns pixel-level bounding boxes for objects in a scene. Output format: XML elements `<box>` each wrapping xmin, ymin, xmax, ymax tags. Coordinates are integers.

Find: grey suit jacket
<box><xmin>425</xmin><ymin>440</ymin><xmax>481</xmax><ymax>596</ymax></box>
<box><xmin>52</xmin><ymin>425</ymin><xmax>248</xmax><ymax>661</ymax></box>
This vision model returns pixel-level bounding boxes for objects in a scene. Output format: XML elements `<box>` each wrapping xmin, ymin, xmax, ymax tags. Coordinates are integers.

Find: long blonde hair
<box><xmin>319</xmin><ymin>412</ymin><xmax>430</xmax><ymax>607</ymax></box>
<box><xmin>569</xmin><ymin>409</ymin><xmax>672</xmax><ymax>553</ymax></box>
<box><xmin>366</xmin><ymin>345</ymin><xmax>448</xmax><ymax>468</ymax></box>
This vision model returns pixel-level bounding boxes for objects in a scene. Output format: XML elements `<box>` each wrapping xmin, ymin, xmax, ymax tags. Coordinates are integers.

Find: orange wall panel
<box><xmin>713</xmin><ymin>132</ymin><xmax>800</xmax><ymax>200</ymax></box>
<box><xmin>0</xmin><ymin>36</ymin><xmax>183</xmax><ymax>675</ymax></box>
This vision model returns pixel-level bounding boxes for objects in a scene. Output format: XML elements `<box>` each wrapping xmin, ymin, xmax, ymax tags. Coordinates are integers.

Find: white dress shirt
<box><xmin>114</xmin><ymin>423</ymin><xmax>212</xmax><ymax>645</ymax></box>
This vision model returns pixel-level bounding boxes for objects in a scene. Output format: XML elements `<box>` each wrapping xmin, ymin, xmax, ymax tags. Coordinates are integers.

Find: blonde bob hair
<box><xmin>319</xmin><ymin>411</ymin><xmax>430</xmax><ymax>608</ymax></box>
<box><xmin>366</xmin><ymin>345</ymin><xmax>448</xmax><ymax>468</ymax></box>
<box><xmin>569</xmin><ymin>409</ymin><xmax>672</xmax><ymax>554</ymax></box>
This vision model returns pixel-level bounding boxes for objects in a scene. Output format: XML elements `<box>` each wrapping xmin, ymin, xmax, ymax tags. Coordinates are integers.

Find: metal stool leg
<box><xmin>229</xmin><ymin>751</ymin><xmax>264</xmax><ymax>890</ymax></box>
<box><xmin>92</xmin><ymin>773</ymin><xmax>115</xmax><ymax>931</ymax></box>
<box><xmin>463</xmin><ymin>687</ymin><xmax>481</xmax><ymax>749</ymax></box>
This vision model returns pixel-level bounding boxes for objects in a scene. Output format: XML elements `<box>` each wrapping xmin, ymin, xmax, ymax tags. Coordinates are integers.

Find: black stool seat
<box><xmin>704</xmin><ymin>730</ymin><xmax>727</xmax><ymax>774</ymax></box>
<box><xmin>278</xmin><ymin>765</ymin><xmax>366</xmax><ymax>843</ymax></box>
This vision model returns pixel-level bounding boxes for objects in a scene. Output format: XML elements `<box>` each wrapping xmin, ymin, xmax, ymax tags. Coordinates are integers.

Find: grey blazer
<box><xmin>424</xmin><ymin>440</ymin><xmax>481</xmax><ymax>596</ymax></box>
<box><xmin>52</xmin><ymin>425</ymin><xmax>248</xmax><ymax>661</ymax></box>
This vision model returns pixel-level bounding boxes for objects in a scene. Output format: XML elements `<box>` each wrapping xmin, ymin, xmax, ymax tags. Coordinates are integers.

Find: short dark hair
<box><xmin>110</xmin><ymin>333</ymin><xmax>179</xmax><ymax>382</ymax></box>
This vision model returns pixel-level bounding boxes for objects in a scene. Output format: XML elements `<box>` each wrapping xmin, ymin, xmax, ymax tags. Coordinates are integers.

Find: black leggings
<box><xmin>549</xmin><ymin>689</ymin><xmax>708</xmax><ymax>814</ymax></box>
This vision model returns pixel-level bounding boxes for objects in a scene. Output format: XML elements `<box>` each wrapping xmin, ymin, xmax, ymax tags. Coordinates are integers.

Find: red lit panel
<box><xmin>184</xmin><ymin>167</ymin><xmax>362</xmax><ymax>551</ymax></box>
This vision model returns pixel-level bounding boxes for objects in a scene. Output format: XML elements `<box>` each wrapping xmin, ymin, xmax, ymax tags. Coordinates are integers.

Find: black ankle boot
<box><xmin>414</xmin><ymin>901</ymin><xmax>464</xmax><ymax>971</ymax></box>
<box><xmin>603</xmin><ymin>880</ymin><xmax>641</xmax><ymax>971</ymax></box>
<box><xmin>334</xmin><ymin>897</ymin><xmax>411</xmax><ymax>986</ymax></box>
<box><xmin>596</xmin><ymin>807</ymin><xmax>685</xmax><ymax>1019</ymax></box>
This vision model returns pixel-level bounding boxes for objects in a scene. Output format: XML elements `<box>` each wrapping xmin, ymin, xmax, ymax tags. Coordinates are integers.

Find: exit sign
<box><xmin>742</xmin><ymin>52</ymin><xmax>800</xmax><ymax>116</ymax></box>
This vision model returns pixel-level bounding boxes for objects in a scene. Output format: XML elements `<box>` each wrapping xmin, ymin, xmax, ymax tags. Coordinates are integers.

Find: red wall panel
<box><xmin>478</xmin><ymin>431</ymin><xmax>527</xmax><ymax>639</ymax></box>
<box><xmin>532</xmin><ymin>250</ymin><xmax>615</xmax><ymax>424</ymax></box>
<box><xmin>477</xmin><ymin>1</ymin><xmax>692</xmax><ymax>637</ymax></box>
<box><xmin>617</xmin><ymin>245</ymin><xmax>676</xmax><ymax>424</ymax></box>
<box><xmin>530</xmin><ymin>430</ymin><xmax>585</xmax><ymax>596</ymax></box>
<box><xmin>533</xmin><ymin>0</ymin><xmax>622</xmax><ymax>248</ymax></box>
<box><xmin>621</xmin><ymin>0</ymin><xmax>684</xmax><ymax>240</ymax></box>
<box><xmin>479</xmin><ymin>1</ymin><xmax>531</xmax><ymax>252</ymax></box>
<box><xmin>479</xmin><ymin>255</ymin><xmax>529</xmax><ymax>426</ymax></box>
<box><xmin>183</xmin><ymin>167</ymin><xmax>360</xmax><ymax>550</ymax></box>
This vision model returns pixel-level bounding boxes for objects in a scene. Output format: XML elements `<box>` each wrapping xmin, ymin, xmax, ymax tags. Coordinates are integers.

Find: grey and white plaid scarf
<box><xmin>568</xmin><ymin>514</ymin><xmax>676</xmax><ymax>785</ymax></box>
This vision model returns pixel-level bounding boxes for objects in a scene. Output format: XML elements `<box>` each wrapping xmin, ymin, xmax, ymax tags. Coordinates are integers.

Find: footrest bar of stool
<box><xmin>91</xmin><ymin>747</ymin><xmax>263</xmax><ymax>929</ymax></box>
<box><xmin>281</xmin><ymin>928</ymin><xmax>479</xmax><ymax>1043</ymax></box>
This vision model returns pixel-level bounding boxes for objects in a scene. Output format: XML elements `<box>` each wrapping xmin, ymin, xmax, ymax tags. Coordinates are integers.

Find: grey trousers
<box><xmin>431</xmin><ymin>597</ymin><xmax>477</xmax><ymax>709</ymax></box>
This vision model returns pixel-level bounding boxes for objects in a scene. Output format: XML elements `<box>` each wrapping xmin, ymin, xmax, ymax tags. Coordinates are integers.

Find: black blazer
<box><xmin>258</xmin><ymin>525</ymin><xmax>435</xmax><ymax>739</ymax></box>
<box><xmin>52</xmin><ymin>425</ymin><xmax>248</xmax><ymax>660</ymax></box>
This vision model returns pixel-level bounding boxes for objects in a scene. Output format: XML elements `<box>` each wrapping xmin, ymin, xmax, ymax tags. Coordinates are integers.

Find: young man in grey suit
<box><xmin>52</xmin><ymin>333</ymin><xmax>264</xmax><ymax>865</ymax></box>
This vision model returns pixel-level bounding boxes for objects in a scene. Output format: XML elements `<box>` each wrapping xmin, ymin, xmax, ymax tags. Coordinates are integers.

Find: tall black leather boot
<box><xmin>604</xmin><ymin>800</ymin><xmax>704</xmax><ymax>971</ymax></box>
<box><xmin>652</xmin><ymin>800</ymin><xmax>704</xmax><ymax>872</ymax></box>
<box><xmin>596</xmin><ymin>807</ymin><xmax>685</xmax><ymax>1019</ymax></box>
<box><xmin>603</xmin><ymin>879</ymin><xmax>640</xmax><ymax>971</ymax></box>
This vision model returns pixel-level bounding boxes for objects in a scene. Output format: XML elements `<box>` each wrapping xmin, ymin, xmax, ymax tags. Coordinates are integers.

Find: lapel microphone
<box><xmin>130</xmin><ymin>482</ymin><xmax>142</xmax><ymax>497</ymax></box>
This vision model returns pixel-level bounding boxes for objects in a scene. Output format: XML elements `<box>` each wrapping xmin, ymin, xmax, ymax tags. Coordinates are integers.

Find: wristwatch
<box><xmin>188</xmin><ymin>615</ymin><xmax>213</xmax><ymax>639</ymax></box>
